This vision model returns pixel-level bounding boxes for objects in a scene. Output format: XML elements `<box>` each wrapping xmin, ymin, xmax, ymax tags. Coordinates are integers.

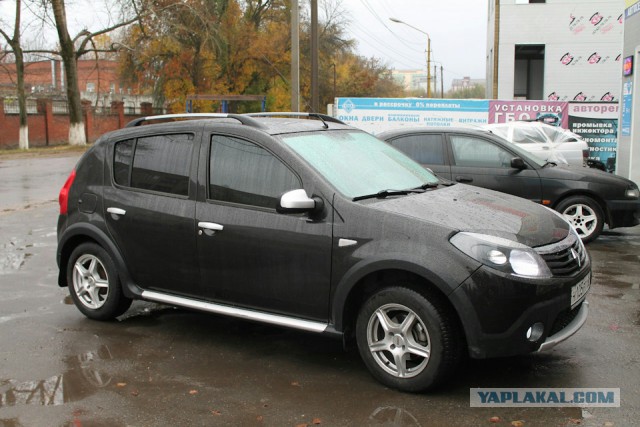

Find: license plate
<box><xmin>571</xmin><ymin>273</ymin><xmax>591</xmax><ymax>308</ymax></box>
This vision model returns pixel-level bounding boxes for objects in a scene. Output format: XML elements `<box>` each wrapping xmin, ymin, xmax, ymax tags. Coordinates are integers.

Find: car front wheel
<box><xmin>67</xmin><ymin>243</ymin><xmax>132</xmax><ymax>320</ymax></box>
<box><xmin>555</xmin><ymin>196</ymin><xmax>604</xmax><ymax>243</ymax></box>
<box><xmin>355</xmin><ymin>286</ymin><xmax>461</xmax><ymax>392</ymax></box>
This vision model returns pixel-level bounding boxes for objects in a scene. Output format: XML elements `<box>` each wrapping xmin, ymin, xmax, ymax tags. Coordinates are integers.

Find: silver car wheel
<box><xmin>561</xmin><ymin>203</ymin><xmax>598</xmax><ymax>239</ymax></box>
<box><xmin>366</xmin><ymin>303</ymin><xmax>431</xmax><ymax>379</ymax></box>
<box><xmin>72</xmin><ymin>254</ymin><xmax>110</xmax><ymax>309</ymax></box>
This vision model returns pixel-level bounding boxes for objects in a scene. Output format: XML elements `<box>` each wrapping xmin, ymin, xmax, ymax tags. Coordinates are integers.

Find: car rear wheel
<box><xmin>355</xmin><ymin>286</ymin><xmax>461</xmax><ymax>392</ymax></box>
<box><xmin>555</xmin><ymin>196</ymin><xmax>604</xmax><ymax>243</ymax></box>
<box><xmin>67</xmin><ymin>243</ymin><xmax>132</xmax><ymax>320</ymax></box>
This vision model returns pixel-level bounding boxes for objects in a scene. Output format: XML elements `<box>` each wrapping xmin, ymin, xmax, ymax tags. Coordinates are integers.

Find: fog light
<box><xmin>526</xmin><ymin>322</ymin><xmax>545</xmax><ymax>342</ymax></box>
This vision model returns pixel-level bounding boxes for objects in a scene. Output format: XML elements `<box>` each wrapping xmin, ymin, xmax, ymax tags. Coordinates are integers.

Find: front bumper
<box><xmin>606</xmin><ymin>199</ymin><xmax>640</xmax><ymax>229</ymax></box>
<box><xmin>538</xmin><ymin>300</ymin><xmax>588</xmax><ymax>351</ymax></box>
<box><xmin>450</xmin><ymin>261</ymin><xmax>591</xmax><ymax>359</ymax></box>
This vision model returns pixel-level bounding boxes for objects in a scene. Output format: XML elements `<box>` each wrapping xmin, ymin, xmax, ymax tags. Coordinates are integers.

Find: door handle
<box><xmin>198</xmin><ymin>222</ymin><xmax>224</xmax><ymax>231</ymax></box>
<box><xmin>107</xmin><ymin>207</ymin><xmax>126</xmax><ymax>216</ymax></box>
<box><xmin>455</xmin><ymin>176</ymin><xmax>473</xmax><ymax>183</ymax></box>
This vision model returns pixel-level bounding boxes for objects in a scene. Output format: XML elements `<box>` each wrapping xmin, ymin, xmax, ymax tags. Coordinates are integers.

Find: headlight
<box><xmin>626</xmin><ymin>187</ymin><xmax>639</xmax><ymax>199</ymax></box>
<box><xmin>450</xmin><ymin>232</ymin><xmax>552</xmax><ymax>278</ymax></box>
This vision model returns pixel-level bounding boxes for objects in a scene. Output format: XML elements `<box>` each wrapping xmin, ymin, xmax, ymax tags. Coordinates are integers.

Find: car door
<box><xmin>385</xmin><ymin>132</ymin><xmax>452</xmax><ymax>179</ymax></box>
<box><xmin>447</xmin><ymin>133</ymin><xmax>543</xmax><ymax>202</ymax></box>
<box><xmin>103</xmin><ymin>132</ymin><xmax>199</xmax><ymax>296</ymax></box>
<box><xmin>195</xmin><ymin>132</ymin><xmax>333</xmax><ymax>321</ymax></box>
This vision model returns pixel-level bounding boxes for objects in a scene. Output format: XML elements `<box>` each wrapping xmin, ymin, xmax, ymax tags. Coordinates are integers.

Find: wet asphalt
<box><xmin>0</xmin><ymin>153</ymin><xmax>639</xmax><ymax>426</ymax></box>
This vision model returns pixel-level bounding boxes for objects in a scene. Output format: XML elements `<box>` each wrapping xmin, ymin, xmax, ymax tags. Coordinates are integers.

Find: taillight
<box><xmin>59</xmin><ymin>169</ymin><xmax>76</xmax><ymax>215</ymax></box>
<box><xmin>582</xmin><ymin>149</ymin><xmax>589</xmax><ymax>166</ymax></box>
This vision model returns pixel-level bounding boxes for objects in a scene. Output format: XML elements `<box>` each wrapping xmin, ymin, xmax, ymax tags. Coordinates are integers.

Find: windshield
<box><xmin>281</xmin><ymin>130</ymin><xmax>439</xmax><ymax>199</ymax></box>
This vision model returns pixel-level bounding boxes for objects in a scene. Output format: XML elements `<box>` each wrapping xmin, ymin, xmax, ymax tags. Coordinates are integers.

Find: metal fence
<box><xmin>2</xmin><ymin>99</ymin><xmax>38</xmax><ymax>114</ymax></box>
<box><xmin>52</xmin><ymin>100</ymin><xmax>69</xmax><ymax>114</ymax></box>
<box><xmin>2</xmin><ymin>98</ymin><xmax>164</xmax><ymax>116</ymax></box>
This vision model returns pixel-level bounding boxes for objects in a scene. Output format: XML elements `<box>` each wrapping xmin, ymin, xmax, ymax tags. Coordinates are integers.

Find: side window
<box><xmin>114</xmin><ymin>139</ymin><xmax>134</xmax><ymax>186</ymax></box>
<box><xmin>114</xmin><ymin>133</ymin><xmax>193</xmax><ymax>196</ymax></box>
<box><xmin>209</xmin><ymin>135</ymin><xmax>301</xmax><ymax>209</ymax></box>
<box><xmin>389</xmin><ymin>134</ymin><xmax>445</xmax><ymax>165</ymax></box>
<box><xmin>450</xmin><ymin>135</ymin><xmax>513</xmax><ymax>168</ymax></box>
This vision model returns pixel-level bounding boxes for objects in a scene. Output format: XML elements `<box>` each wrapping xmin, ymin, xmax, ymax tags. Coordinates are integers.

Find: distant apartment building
<box><xmin>450</xmin><ymin>77</ymin><xmax>486</xmax><ymax>92</ymax></box>
<box><xmin>392</xmin><ymin>69</ymin><xmax>428</xmax><ymax>93</ymax></box>
<box><xmin>486</xmin><ymin>0</ymin><xmax>624</xmax><ymax>101</ymax></box>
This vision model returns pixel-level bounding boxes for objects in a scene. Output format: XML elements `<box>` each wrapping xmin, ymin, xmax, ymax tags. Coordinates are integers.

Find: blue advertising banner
<box><xmin>621</xmin><ymin>82</ymin><xmax>633</xmax><ymax>136</ymax></box>
<box><xmin>334</xmin><ymin>98</ymin><xmax>489</xmax><ymax>134</ymax></box>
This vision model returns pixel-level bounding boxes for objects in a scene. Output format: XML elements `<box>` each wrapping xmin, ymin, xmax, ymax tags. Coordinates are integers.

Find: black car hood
<box><xmin>539</xmin><ymin>164</ymin><xmax>638</xmax><ymax>187</ymax></box>
<box><xmin>370</xmin><ymin>184</ymin><xmax>570</xmax><ymax>247</ymax></box>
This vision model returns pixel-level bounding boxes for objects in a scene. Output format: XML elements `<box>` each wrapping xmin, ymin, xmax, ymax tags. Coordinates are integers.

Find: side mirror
<box><xmin>277</xmin><ymin>189</ymin><xmax>323</xmax><ymax>214</ymax></box>
<box><xmin>511</xmin><ymin>157</ymin><xmax>527</xmax><ymax>170</ymax></box>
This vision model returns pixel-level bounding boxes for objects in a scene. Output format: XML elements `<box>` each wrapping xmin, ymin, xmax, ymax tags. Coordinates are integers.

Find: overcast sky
<box><xmin>339</xmin><ymin>0</ymin><xmax>489</xmax><ymax>90</ymax></box>
<box><xmin>1</xmin><ymin>0</ymin><xmax>489</xmax><ymax>91</ymax></box>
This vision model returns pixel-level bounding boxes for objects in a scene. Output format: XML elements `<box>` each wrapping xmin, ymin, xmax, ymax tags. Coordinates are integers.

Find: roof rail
<box><xmin>244</xmin><ymin>112</ymin><xmax>345</xmax><ymax>129</ymax></box>
<box><xmin>124</xmin><ymin>113</ymin><xmax>266</xmax><ymax>128</ymax></box>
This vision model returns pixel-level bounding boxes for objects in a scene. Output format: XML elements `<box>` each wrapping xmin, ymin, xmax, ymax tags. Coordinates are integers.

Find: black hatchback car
<box><xmin>379</xmin><ymin>127</ymin><xmax>640</xmax><ymax>243</ymax></box>
<box><xmin>58</xmin><ymin>113</ymin><xmax>591</xmax><ymax>392</ymax></box>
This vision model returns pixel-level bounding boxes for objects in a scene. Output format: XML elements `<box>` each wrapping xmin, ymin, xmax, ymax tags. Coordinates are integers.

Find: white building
<box><xmin>391</xmin><ymin>69</ymin><xmax>428</xmax><ymax>93</ymax></box>
<box><xmin>486</xmin><ymin>0</ymin><xmax>625</xmax><ymax>101</ymax></box>
<box><xmin>450</xmin><ymin>77</ymin><xmax>486</xmax><ymax>92</ymax></box>
<box><xmin>618</xmin><ymin>0</ymin><xmax>640</xmax><ymax>183</ymax></box>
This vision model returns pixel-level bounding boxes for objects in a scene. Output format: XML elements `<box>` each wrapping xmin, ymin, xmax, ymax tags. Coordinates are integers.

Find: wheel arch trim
<box><xmin>331</xmin><ymin>257</ymin><xmax>464</xmax><ymax>332</ymax></box>
<box><xmin>57</xmin><ymin>223</ymin><xmax>141</xmax><ymax>299</ymax></box>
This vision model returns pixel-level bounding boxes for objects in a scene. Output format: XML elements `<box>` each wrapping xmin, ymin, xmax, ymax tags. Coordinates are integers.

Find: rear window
<box><xmin>113</xmin><ymin>133</ymin><xmax>194</xmax><ymax>196</ymax></box>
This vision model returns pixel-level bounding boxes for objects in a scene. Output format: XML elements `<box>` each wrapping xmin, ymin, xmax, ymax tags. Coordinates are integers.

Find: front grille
<box><xmin>549</xmin><ymin>303</ymin><xmax>582</xmax><ymax>336</ymax></box>
<box><xmin>536</xmin><ymin>236</ymin><xmax>586</xmax><ymax>277</ymax></box>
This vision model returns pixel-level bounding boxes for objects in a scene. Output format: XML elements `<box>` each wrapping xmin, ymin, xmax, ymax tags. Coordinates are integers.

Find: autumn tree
<box><xmin>117</xmin><ymin>0</ymin><xmax>402</xmax><ymax>114</ymax></box>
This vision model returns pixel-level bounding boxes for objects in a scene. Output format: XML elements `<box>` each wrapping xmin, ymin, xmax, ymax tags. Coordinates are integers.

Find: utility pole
<box><xmin>390</xmin><ymin>18</ymin><xmax>432</xmax><ymax>98</ymax></box>
<box><xmin>311</xmin><ymin>0</ymin><xmax>319</xmax><ymax>112</ymax></box>
<box><xmin>291</xmin><ymin>0</ymin><xmax>299</xmax><ymax>111</ymax></box>
<box><xmin>427</xmin><ymin>37</ymin><xmax>431</xmax><ymax>97</ymax></box>
<box><xmin>441</xmin><ymin>65</ymin><xmax>444</xmax><ymax>98</ymax></box>
<box><xmin>433</xmin><ymin>65</ymin><xmax>437</xmax><ymax>99</ymax></box>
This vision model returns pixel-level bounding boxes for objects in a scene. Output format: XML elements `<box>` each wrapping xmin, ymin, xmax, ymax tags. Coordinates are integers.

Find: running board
<box><xmin>141</xmin><ymin>290</ymin><xmax>329</xmax><ymax>333</ymax></box>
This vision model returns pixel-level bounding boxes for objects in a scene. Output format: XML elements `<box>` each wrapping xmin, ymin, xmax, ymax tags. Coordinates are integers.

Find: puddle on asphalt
<box><xmin>0</xmin><ymin>346</ymin><xmax>115</xmax><ymax>407</ymax></box>
<box><xmin>368</xmin><ymin>406</ymin><xmax>421</xmax><ymax>426</ymax></box>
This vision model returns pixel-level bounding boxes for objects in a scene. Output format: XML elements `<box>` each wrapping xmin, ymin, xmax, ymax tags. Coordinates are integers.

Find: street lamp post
<box><xmin>389</xmin><ymin>18</ymin><xmax>432</xmax><ymax>98</ymax></box>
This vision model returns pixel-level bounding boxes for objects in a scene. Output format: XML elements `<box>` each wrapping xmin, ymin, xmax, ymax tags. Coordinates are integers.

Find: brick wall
<box><xmin>0</xmin><ymin>98</ymin><xmax>144</xmax><ymax>148</ymax></box>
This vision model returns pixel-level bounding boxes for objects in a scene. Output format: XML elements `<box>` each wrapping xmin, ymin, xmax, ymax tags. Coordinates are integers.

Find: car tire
<box><xmin>67</xmin><ymin>243</ymin><xmax>132</xmax><ymax>320</ymax></box>
<box><xmin>355</xmin><ymin>286</ymin><xmax>461</xmax><ymax>392</ymax></box>
<box><xmin>555</xmin><ymin>196</ymin><xmax>604</xmax><ymax>243</ymax></box>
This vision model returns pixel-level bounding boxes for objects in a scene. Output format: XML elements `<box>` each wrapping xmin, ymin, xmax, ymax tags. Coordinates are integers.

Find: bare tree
<box><xmin>45</xmin><ymin>0</ymin><xmax>141</xmax><ymax>145</ymax></box>
<box><xmin>0</xmin><ymin>0</ymin><xmax>29</xmax><ymax>149</ymax></box>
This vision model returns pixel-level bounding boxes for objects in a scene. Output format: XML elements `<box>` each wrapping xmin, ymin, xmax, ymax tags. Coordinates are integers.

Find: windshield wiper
<box><xmin>353</xmin><ymin>188</ymin><xmax>425</xmax><ymax>202</ymax></box>
<box><xmin>412</xmin><ymin>182</ymin><xmax>440</xmax><ymax>190</ymax></box>
<box><xmin>543</xmin><ymin>161</ymin><xmax>557</xmax><ymax>168</ymax></box>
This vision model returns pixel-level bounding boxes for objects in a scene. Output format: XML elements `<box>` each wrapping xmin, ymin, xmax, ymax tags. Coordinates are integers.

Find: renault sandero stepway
<box><xmin>57</xmin><ymin>113</ymin><xmax>591</xmax><ymax>392</ymax></box>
